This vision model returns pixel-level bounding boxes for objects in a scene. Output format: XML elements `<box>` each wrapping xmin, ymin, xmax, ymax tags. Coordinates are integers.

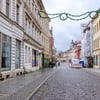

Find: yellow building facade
<box><xmin>41</xmin><ymin>17</ymin><xmax>50</xmax><ymax>67</ymax></box>
<box><xmin>92</xmin><ymin>12</ymin><xmax>100</xmax><ymax>68</ymax></box>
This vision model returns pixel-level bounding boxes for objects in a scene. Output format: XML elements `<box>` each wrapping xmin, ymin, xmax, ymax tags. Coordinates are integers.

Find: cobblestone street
<box><xmin>30</xmin><ymin>63</ymin><xmax>100</xmax><ymax>100</ymax></box>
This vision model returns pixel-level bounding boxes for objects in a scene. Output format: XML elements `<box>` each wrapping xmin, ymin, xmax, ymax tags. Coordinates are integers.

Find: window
<box><xmin>32</xmin><ymin>24</ymin><xmax>34</xmax><ymax>38</ymax></box>
<box><xmin>16</xmin><ymin>4</ymin><xmax>19</xmax><ymax>23</ymax></box>
<box><xmin>25</xmin><ymin>46</ymin><xmax>27</xmax><ymax>63</ymax></box>
<box><xmin>2</xmin><ymin>34</ymin><xmax>11</xmax><ymax>71</ymax></box>
<box><xmin>97</xmin><ymin>23</ymin><xmax>98</xmax><ymax>32</ymax></box>
<box><xmin>6</xmin><ymin>0</ymin><xmax>10</xmax><ymax>17</ymax></box>
<box><xmin>28</xmin><ymin>0</ymin><xmax>30</xmax><ymax>7</ymax></box>
<box><xmin>28</xmin><ymin>47</ymin><xmax>31</xmax><ymax>63</ymax></box>
<box><xmin>32</xmin><ymin>49</ymin><xmax>36</xmax><ymax>67</ymax></box>
<box><xmin>32</xmin><ymin>3</ymin><xmax>34</xmax><ymax>13</ymax></box>
<box><xmin>25</xmin><ymin>18</ymin><xmax>27</xmax><ymax>32</ymax></box>
<box><xmin>96</xmin><ymin>55</ymin><xmax>98</xmax><ymax>65</ymax></box>
<box><xmin>0</xmin><ymin>0</ymin><xmax>1</xmax><ymax>11</ymax></box>
<box><xmin>36</xmin><ymin>51</ymin><xmax>38</xmax><ymax>66</ymax></box>
<box><xmin>28</xmin><ymin>21</ymin><xmax>30</xmax><ymax>34</ymax></box>
<box><xmin>93</xmin><ymin>56</ymin><xmax>95</xmax><ymax>65</ymax></box>
<box><xmin>93</xmin><ymin>27</ymin><xmax>95</xmax><ymax>34</ymax></box>
<box><xmin>35</xmin><ymin>5</ymin><xmax>37</xmax><ymax>16</ymax></box>
<box><xmin>95</xmin><ymin>25</ymin><xmax>96</xmax><ymax>33</ymax></box>
<box><xmin>32</xmin><ymin>50</ymin><xmax>38</xmax><ymax>67</ymax></box>
<box><xmin>99</xmin><ymin>21</ymin><xmax>100</xmax><ymax>30</ymax></box>
<box><xmin>35</xmin><ymin>27</ymin><xmax>37</xmax><ymax>39</ymax></box>
<box><xmin>15</xmin><ymin>40</ymin><xmax>20</xmax><ymax>68</ymax></box>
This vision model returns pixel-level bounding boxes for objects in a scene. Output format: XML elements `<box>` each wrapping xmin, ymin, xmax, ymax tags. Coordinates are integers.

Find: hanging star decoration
<box><xmin>38</xmin><ymin>9</ymin><xmax>100</xmax><ymax>21</ymax></box>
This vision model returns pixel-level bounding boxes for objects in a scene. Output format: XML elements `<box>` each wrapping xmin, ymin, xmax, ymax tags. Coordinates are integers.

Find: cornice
<box><xmin>0</xmin><ymin>11</ymin><xmax>24</xmax><ymax>32</ymax></box>
<box><xmin>24</xmin><ymin>32</ymin><xmax>42</xmax><ymax>50</ymax></box>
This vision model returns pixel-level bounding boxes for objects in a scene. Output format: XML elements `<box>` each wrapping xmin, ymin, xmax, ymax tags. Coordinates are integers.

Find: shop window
<box><xmin>28</xmin><ymin>47</ymin><xmax>31</xmax><ymax>63</ymax></box>
<box><xmin>36</xmin><ymin>51</ymin><xmax>38</xmax><ymax>66</ymax></box>
<box><xmin>32</xmin><ymin>50</ymin><xmax>38</xmax><ymax>67</ymax></box>
<box><xmin>32</xmin><ymin>49</ymin><xmax>36</xmax><ymax>67</ymax></box>
<box><xmin>15</xmin><ymin>40</ymin><xmax>20</xmax><ymax>68</ymax></box>
<box><xmin>96</xmin><ymin>55</ymin><xmax>98</xmax><ymax>65</ymax></box>
<box><xmin>1</xmin><ymin>34</ymin><xmax>11</xmax><ymax>71</ymax></box>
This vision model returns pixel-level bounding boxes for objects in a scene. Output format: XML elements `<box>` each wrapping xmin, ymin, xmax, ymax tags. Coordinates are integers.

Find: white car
<box><xmin>71</xmin><ymin>59</ymin><xmax>82</xmax><ymax>68</ymax></box>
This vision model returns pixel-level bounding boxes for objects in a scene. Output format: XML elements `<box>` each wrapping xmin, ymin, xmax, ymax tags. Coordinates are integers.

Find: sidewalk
<box><xmin>83</xmin><ymin>68</ymin><xmax>100</xmax><ymax>77</ymax></box>
<box><xmin>0</xmin><ymin>67</ymin><xmax>57</xmax><ymax>100</ymax></box>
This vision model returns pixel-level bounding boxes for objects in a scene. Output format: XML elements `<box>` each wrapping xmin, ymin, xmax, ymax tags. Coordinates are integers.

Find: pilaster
<box><xmin>20</xmin><ymin>41</ymin><xmax>24</xmax><ymax>68</ymax></box>
<box><xmin>11</xmin><ymin>37</ymin><xmax>16</xmax><ymax>70</ymax></box>
<box><xmin>0</xmin><ymin>33</ymin><xmax>4</xmax><ymax>80</ymax></box>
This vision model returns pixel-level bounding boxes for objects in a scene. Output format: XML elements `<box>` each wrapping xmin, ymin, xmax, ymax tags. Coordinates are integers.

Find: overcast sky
<box><xmin>42</xmin><ymin>0</ymin><xmax>100</xmax><ymax>52</ymax></box>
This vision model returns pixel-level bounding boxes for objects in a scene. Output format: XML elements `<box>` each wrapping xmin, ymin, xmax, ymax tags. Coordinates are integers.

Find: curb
<box><xmin>82</xmin><ymin>68</ymin><xmax>100</xmax><ymax>77</ymax></box>
<box><xmin>26</xmin><ymin>70</ymin><xmax>57</xmax><ymax>100</ymax></box>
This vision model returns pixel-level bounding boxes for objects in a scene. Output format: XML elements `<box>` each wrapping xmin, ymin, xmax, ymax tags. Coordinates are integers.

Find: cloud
<box><xmin>42</xmin><ymin>0</ymin><xmax>100</xmax><ymax>52</ymax></box>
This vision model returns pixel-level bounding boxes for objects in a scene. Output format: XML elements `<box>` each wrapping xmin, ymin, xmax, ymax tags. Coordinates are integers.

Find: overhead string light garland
<box><xmin>38</xmin><ymin>9</ymin><xmax>100</xmax><ymax>21</ymax></box>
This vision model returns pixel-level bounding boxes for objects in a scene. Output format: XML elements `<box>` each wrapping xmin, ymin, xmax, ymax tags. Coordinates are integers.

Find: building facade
<box><xmin>92</xmin><ymin>12</ymin><xmax>100</xmax><ymax>68</ymax></box>
<box><xmin>0</xmin><ymin>0</ymin><xmax>50</xmax><ymax>79</ymax></box>
<box><xmin>65</xmin><ymin>48</ymin><xmax>74</xmax><ymax>63</ymax></box>
<box><xmin>23</xmin><ymin>0</ymin><xmax>43</xmax><ymax>72</ymax></box>
<box><xmin>40</xmin><ymin>13</ymin><xmax>50</xmax><ymax>68</ymax></box>
<box><xmin>49</xmin><ymin>29</ymin><xmax>54</xmax><ymax>62</ymax></box>
<box><xmin>0</xmin><ymin>0</ymin><xmax>24</xmax><ymax>79</ymax></box>
<box><xmin>81</xmin><ymin>22</ymin><xmax>93</xmax><ymax>67</ymax></box>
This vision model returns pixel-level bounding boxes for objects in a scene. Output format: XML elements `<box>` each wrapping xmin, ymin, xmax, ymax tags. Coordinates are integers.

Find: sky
<box><xmin>42</xmin><ymin>0</ymin><xmax>100</xmax><ymax>52</ymax></box>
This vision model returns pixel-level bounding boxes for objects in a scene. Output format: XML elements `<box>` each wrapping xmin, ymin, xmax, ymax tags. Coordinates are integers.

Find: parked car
<box><xmin>71</xmin><ymin>59</ymin><xmax>82</xmax><ymax>68</ymax></box>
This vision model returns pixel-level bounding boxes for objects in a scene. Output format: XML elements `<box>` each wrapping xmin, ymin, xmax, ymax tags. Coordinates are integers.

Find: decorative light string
<box><xmin>38</xmin><ymin>9</ymin><xmax>100</xmax><ymax>21</ymax></box>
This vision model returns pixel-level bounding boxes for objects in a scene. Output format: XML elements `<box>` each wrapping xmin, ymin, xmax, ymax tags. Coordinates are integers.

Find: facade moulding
<box><xmin>0</xmin><ymin>11</ymin><xmax>24</xmax><ymax>32</ymax></box>
<box><xmin>24</xmin><ymin>33</ymin><xmax>42</xmax><ymax>50</ymax></box>
<box><xmin>42</xmin><ymin>31</ymin><xmax>50</xmax><ymax>37</ymax></box>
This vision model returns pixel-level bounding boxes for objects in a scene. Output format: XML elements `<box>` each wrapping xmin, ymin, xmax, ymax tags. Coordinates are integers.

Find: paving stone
<box><xmin>30</xmin><ymin>63</ymin><xmax>100</xmax><ymax>100</ymax></box>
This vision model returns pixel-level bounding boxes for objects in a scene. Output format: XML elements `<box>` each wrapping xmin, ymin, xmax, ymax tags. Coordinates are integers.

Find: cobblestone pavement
<box><xmin>30</xmin><ymin>63</ymin><xmax>100</xmax><ymax>100</ymax></box>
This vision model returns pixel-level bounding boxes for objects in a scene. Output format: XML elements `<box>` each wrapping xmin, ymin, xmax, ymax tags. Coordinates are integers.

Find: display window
<box><xmin>1</xmin><ymin>34</ymin><xmax>11</xmax><ymax>71</ymax></box>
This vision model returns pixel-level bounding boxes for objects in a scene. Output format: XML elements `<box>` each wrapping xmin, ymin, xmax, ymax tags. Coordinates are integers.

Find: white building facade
<box><xmin>0</xmin><ymin>0</ymin><xmax>50</xmax><ymax>79</ymax></box>
<box><xmin>0</xmin><ymin>0</ymin><xmax>24</xmax><ymax>79</ymax></box>
<box><xmin>81</xmin><ymin>22</ymin><xmax>93</xmax><ymax>67</ymax></box>
<box><xmin>23</xmin><ymin>0</ymin><xmax>43</xmax><ymax>72</ymax></box>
